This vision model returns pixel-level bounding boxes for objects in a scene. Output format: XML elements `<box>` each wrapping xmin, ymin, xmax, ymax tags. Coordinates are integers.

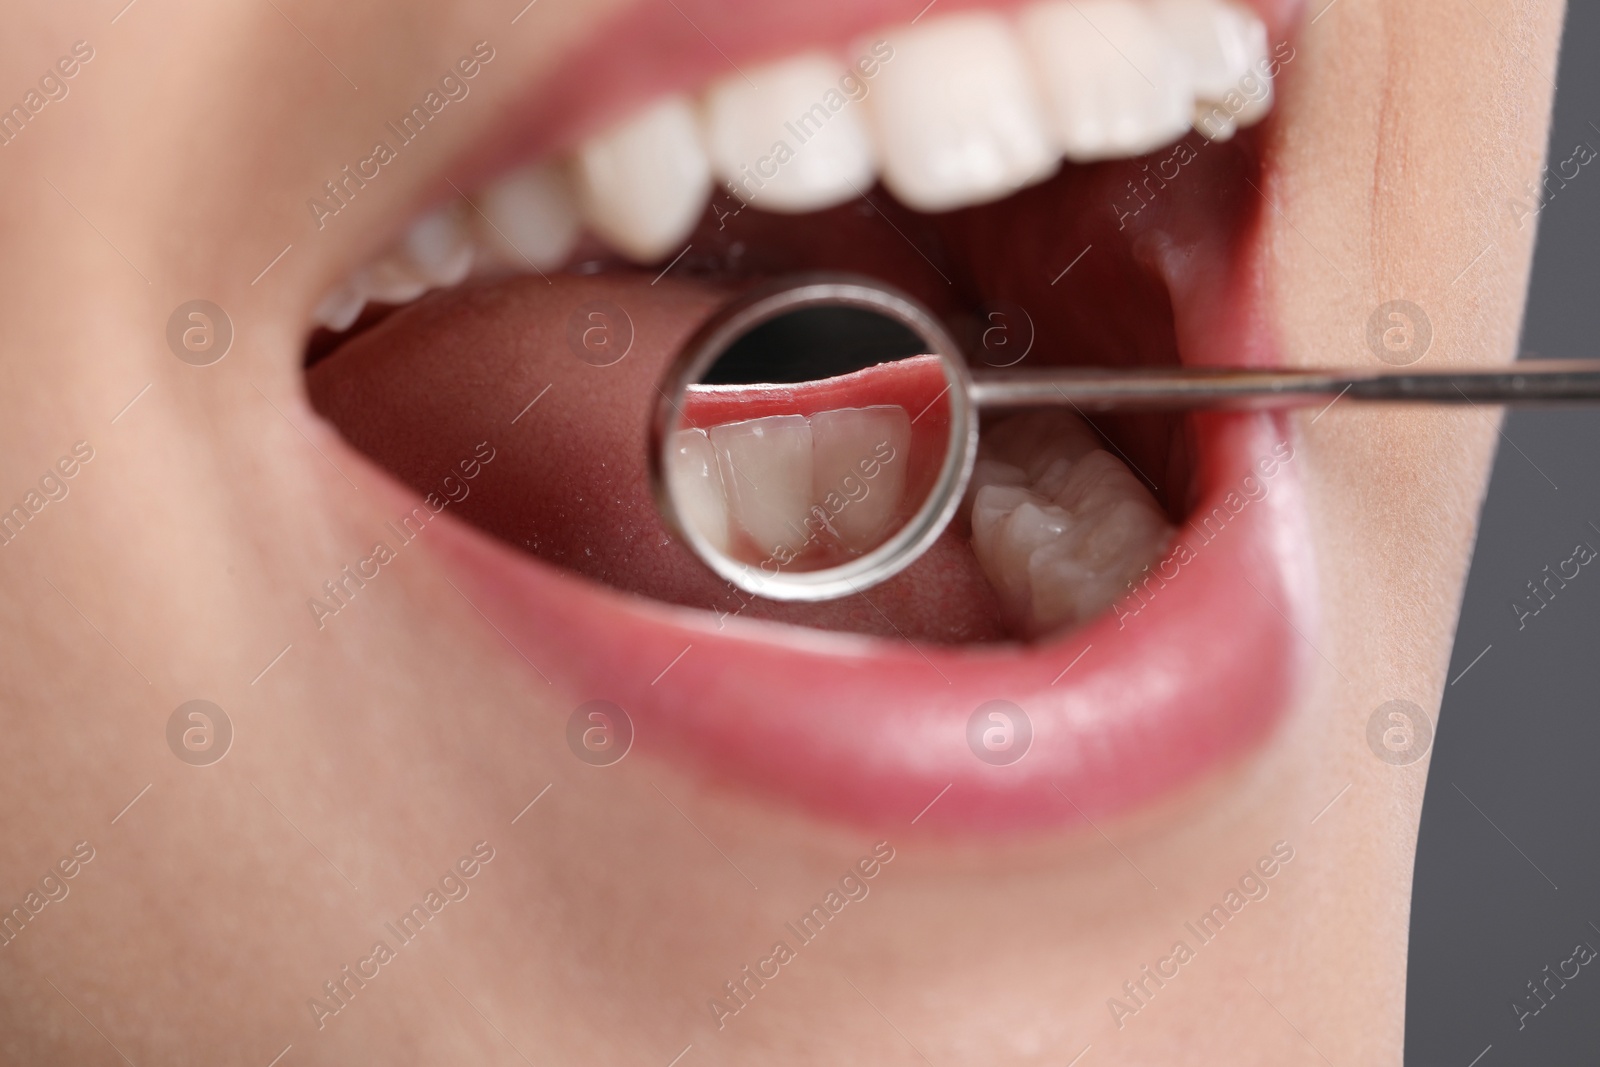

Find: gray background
<box><xmin>1407</xmin><ymin>3</ymin><xmax>1600</xmax><ymax>1062</ymax></box>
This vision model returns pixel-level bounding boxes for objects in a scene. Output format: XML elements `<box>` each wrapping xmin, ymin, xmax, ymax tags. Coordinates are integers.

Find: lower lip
<box><xmin>427</xmin><ymin>403</ymin><xmax>1311</xmax><ymax>832</ymax></box>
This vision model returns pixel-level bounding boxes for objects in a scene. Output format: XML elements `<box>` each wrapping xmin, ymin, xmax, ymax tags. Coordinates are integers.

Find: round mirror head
<box><xmin>651</xmin><ymin>275</ymin><xmax>977</xmax><ymax>602</ymax></box>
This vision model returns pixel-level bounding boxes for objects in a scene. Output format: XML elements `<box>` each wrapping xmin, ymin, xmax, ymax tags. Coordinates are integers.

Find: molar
<box><xmin>969</xmin><ymin>411</ymin><xmax>1172</xmax><ymax>637</ymax></box>
<box><xmin>312</xmin><ymin>285</ymin><xmax>365</xmax><ymax>332</ymax></box>
<box><xmin>311</xmin><ymin>206</ymin><xmax>474</xmax><ymax>330</ymax></box>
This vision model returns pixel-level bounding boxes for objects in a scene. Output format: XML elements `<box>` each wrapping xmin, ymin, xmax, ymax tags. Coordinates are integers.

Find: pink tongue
<box><xmin>307</xmin><ymin>272</ymin><xmax>1005</xmax><ymax>642</ymax></box>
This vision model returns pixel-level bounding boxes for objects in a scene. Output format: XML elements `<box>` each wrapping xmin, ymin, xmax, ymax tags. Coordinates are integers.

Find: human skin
<box><xmin>0</xmin><ymin>0</ymin><xmax>1565</xmax><ymax>1063</ymax></box>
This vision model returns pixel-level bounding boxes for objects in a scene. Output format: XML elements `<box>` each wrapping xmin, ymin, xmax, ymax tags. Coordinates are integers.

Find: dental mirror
<box><xmin>651</xmin><ymin>275</ymin><xmax>976</xmax><ymax>602</ymax></box>
<box><xmin>652</xmin><ymin>273</ymin><xmax>1600</xmax><ymax>602</ymax></box>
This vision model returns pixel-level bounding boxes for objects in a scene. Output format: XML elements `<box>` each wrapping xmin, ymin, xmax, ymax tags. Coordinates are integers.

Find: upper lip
<box><xmin>314</xmin><ymin>0</ymin><xmax>1314</xmax><ymax>833</ymax></box>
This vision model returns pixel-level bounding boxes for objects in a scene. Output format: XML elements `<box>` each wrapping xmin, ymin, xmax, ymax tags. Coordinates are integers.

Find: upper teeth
<box><xmin>1022</xmin><ymin>0</ymin><xmax>1196</xmax><ymax>163</ymax></box>
<box><xmin>476</xmin><ymin>161</ymin><xmax>581</xmax><ymax>271</ymax></box>
<box><xmin>313</xmin><ymin>0</ymin><xmax>1276</xmax><ymax>330</ymax></box>
<box><xmin>865</xmin><ymin>14</ymin><xmax>1061</xmax><ymax>213</ymax></box>
<box><xmin>570</xmin><ymin>96</ymin><xmax>714</xmax><ymax>264</ymax></box>
<box><xmin>703</xmin><ymin>52</ymin><xmax>880</xmax><ymax>215</ymax></box>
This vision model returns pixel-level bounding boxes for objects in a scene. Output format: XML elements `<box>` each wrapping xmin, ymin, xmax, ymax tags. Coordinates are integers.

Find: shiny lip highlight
<box><xmin>310</xmin><ymin>0</ymin><xmax>1315</xmax><ymax>833</ymax></box>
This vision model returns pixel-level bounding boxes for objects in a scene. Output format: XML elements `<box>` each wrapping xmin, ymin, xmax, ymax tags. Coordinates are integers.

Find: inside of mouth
<box><xmin>304</xmin><ymin>128</ymin><xmax>1263</xmax><ymax>645</ymax></box>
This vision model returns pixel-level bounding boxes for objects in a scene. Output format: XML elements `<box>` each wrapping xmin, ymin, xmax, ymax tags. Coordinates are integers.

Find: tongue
<box><xmin>307</xmin><ymin>272</ymin><xmax>1006</xmax><ymax>642</ymax></box>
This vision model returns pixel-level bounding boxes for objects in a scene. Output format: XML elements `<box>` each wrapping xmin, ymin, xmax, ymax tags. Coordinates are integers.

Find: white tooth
<box><xmin>570</xmin><ymin>96</ymin><xmax>712</xmax><ymax>263</ymax></box>
<box><xmin>980</xmin><ymin>409</ymin><xmax>1101</xmax><ymax>484</ymax></box>
<box><xmin>703</xmin><ymin>54</ymin><xmax>878</xmax><ymax>215</ymax></box>
<box><xmin>1192</xmin><ymin>99</ymin><xmax>1238</xmax><ymax>142</ymax></box>
<box><xmin>403</xmin><ymin>209</ymin><xmax>474</xmax><ymax>287</ymax></box>
<box><xmin>1020</xmin><ymin>0</ymin><xmax>1196</xmax><ymax>163</ymax></box>
<box><xmin>1158</xmin><ymin>0</ymin><xmax>1260</xmax><ymax>98</ymax></box>
<box><xmin>972</xmin><ymin>485</ymin><xmax>1068</xmax><ymax>623</ymax></box>
<box><xmin>968</xmin><ymin>411</ymin><xmax>1172</xmax><ymax>637</ymax></box>
<box><xmin>1024</xmin><ymin>451</ymin><xmax>1172</xmax><ymax>628</ymax></box>
<box><xmin>1164</xmin><ymin>0</ymin><xmax>1274</xmax><ymax>138</ymax></box>
<box><xmin>313</xmin><ymin>284</ymin><xmax>366</xmax><ymax>332</ymax></box>
<box><xmin>358</xmin><ymin>257</ymin><xmax>430</xmax><ymax>305</ymax></box>
<box><xmin>707</xmin><ymin>415</ymin><xmax>815</xmax><ymax>558</ymax></box>
<box><xmin>1214</xmin><ymin>2</ymin><xmax>1272</xmax><ymax>124</ymax></box>
<box><xmin>667</xmin><ymin>428</ymin><xmax>733</xmax><ymax>555</ymax></box>
<box><xmin>969</xmin><ymin>457</ymin><xmax>1029</xmax><ymax>498</ymax></box>
<box><xmin>864</xmin><ymin>14</ymin><xmax>1057</xmax><ymax>212</ymax></box>
<box><xmin>810</xmin><ymin>405</ymin><xmax>912</xmax><ymax>552</ymax></box>
<box><xmin>477</xmin><ymin>162</ymin><xmax>581</xmax><ymax>269</ymax></box>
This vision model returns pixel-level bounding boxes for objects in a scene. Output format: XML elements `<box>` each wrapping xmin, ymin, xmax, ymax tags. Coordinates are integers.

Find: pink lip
<box><xmin>366</xmin><ymin>0</ymin><xmax>1317</xmax><ymax>833</ymax></box>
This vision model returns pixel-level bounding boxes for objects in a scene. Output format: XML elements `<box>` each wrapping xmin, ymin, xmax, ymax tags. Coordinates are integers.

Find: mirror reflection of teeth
<box><xmin>667</xmin><ymin>405</ymin><xmax>912</xmax><ymax>564</ymax></box>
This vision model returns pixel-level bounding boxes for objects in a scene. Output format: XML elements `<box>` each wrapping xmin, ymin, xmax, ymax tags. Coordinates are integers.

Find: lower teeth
<box><xmin>674</xmin><ymin>398</ymin><xmax>1172</xmax><ymax>639</ymax></box>
<box><xmin>967</xmin><ymin>410</ymin><xmax>1173</xmax><ymax>638</ymax></box>
<box><xmin>669</xmin><ymin>403</ymin><xmax>914</xmax><ymax>565</ymax></box>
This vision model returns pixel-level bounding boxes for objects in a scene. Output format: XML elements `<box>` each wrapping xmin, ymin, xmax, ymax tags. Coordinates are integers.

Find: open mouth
<box><xmin>303</xmin><ymin>0</ymin><xmax>1311</xmax><ymax>832</ymax></box>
